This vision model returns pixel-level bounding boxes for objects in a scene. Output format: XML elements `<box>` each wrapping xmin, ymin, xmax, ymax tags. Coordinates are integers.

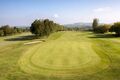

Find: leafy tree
<box><xmin>102</xmin><ymin>24</ymin><xmax>111</xmax><ymax>33</ymax></box>
<box><xmin>44</xmin><ymin>19</ymin><xmax>51</xmax><ymax>36</ymax></box>
<box><xmin>109</xmin><ymin>22</ymin><xmax>120</xmax><ymax>36</ymax></box>
<box><xmin>30</xmin><ymin>20</ymin><xmax>41</xmax><ymax>36</ymax></box>
<box><xmin>0</xmin><ymin>25</ymin><xmax>30</xmax><ymax>36</ymax></box>
<box><xmin>49</xmin><ymin>21</ymin><xmax>55</xmax><ymax>32</ymax></box>
<box><xmin>30</xmin><ymin>19</ymin><xmax>63</xmax><ymax>37</ymax></box>
<box><xmin>92</xmin><ymin>18</ymin><xmax>99</xmax><ymax>32</ymax></box>
<box><xmin>0</xmin><ymin>30</ymin><xmax>4</xmax><ymax>36</ymax></box>
<box><xmin>1</xmin><ymin>25</ymin><xmax>14</xmax><ymax>36</ymax></box>
<box><xmin>95</xmin><ymin>24</ymin><xmax>111</xmax><ymax>33</ymax></box>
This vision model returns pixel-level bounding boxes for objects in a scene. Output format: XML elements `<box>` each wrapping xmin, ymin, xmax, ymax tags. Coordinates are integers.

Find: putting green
<box><xmin>19</xmin><ymin>32</ymin><xmax>110</xmax><ymax>77</ymax></box>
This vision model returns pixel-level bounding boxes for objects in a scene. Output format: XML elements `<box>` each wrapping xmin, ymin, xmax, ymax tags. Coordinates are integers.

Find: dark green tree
<box><xmin>0</xmin><ymin>30</ymin><xmax>4</xmax><ymax>36</ymax></box>
<box><xmin>30</xmin><ymin>20</ymin><xmax>41</xmax><ymax>36</ymax></box>
<box><xmin>109</xmin><ymin>22</ymin><xmax>120</xmax><ymax>36</ymax></box>
<box><xmin>1</xmin><ymin>25</ymin><xmax>14</xmax><ymax>36</ymax></box>
<box><xmin>95</xmin><ymin>24</ymin><xmax>111</xmax><ymax>33</ymax></box>
<box><xmin>92</xmin><ymin>18</ymin><xmax>99</xmax><ymax>32</ymax></box>
<box><xmin>30</xmin><ymin>19</ymin><xmax>63</xmax><ymax>37</ymax></box>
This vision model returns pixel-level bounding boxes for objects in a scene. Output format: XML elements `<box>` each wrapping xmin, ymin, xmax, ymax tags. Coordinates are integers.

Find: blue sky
<box><xmin>0</xmin><ymin>0</ymin><xmax>120</xmax><ymax>26</ymax></box>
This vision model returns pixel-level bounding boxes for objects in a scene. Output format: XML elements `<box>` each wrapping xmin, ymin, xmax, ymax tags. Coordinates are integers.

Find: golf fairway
<box><xmin>19</xmin><ymin>32</ymin><xmax>111</xmax><ymax>77</ymax></box>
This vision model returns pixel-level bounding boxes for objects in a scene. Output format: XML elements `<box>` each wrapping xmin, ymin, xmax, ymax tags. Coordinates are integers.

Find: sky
<box><xmin>0</xmin><ymin>0</ymin><xmax>120</xmax><ymax>26</ymax></box>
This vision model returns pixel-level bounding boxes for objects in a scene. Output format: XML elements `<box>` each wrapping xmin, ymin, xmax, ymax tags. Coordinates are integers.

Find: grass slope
<box><xmin>0</xmin><ymin>31</ymin><xmax>120</xmax><ymax>80</ymax></box>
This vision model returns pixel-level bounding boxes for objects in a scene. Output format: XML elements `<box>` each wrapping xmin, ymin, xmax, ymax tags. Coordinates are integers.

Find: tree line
<box><xmin>63</xmin><ymin>27</ymin><xmax>91</xmax><ymax>31</ymax></box>
<box><xmin>30</xmin><ymin>19</ymin><xmax>64</xmax><ymax>36</ymax></box>
<box><xmin>63</xmin><ymin>27</ymin><xmax>82</xmax><ymax>31</ymax></box>
<box><xmin>30</xmin><ymin>19</ymin><xmax>91</xmax><ymax>36</ymax></box>
<box><xmin>1</xmin><ymin>18</ymin><xmax>120</xmax><ymax>37</ymax></box>
<box><xmin>92</xmin><ymin>18</ymin><xmax>120</xmax><ymax>36</ymax></box>
<box><xmin>0</xmin><ymin>25</ymin><xmax>29</xmax><ymax>36</ymax></box>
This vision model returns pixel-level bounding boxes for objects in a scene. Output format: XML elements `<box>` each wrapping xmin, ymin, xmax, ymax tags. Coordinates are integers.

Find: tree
<box><xmin>0</xmin><ymin>25</ymin><xmax>30</xmax><ymax>36</ymax></box>
<box><xmin>30</xmin><ymin>20</ymin><xmax>41</xmax><ymax>36</ymax></box>
<box><xmin>1</xmin><ymin>25</ymin><xmax>14</xmax><ymax>36</ymax></box>
<box><xmin>30</xmin><ymin>19</ymin><xmax>63</xmax><ymax>37</ymax></box>
<box><xmin>0</xmin><ymin>30</ymin><xmax>4</xmax><ymax>36</ymax></box>
<box><xmin>95</xmin><ymin>24</ymin><xmax>111</xmax><ymax>33</ymax></box>
<box><xmin>101</xmin><ymin>24</ymin><xmax>111</xmax><ymax>33</ymax></box>
<box><xmin>92</xmin><ymin>18</ymin><xmax>99</xmax><ymax>32</ymax></box>
<box><xmin>109</xmin><ymin>22</ymin><xmax>120</xmax><ymax>36</ymax></box>
<box><xmin>44</xmin><ymin>19</ymin><xmax>51</xmax><ymax>36</ymax></box>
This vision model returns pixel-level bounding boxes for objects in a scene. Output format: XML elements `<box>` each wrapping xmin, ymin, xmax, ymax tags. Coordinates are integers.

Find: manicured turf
<box><xmin>19</xmin><ymin>32</ymin><xmax>109</xmax><ymax>77</ymax></box>
<box><xmin>0</xmin><ymin>31</ymin><xmax>120</xmax><ymax>80</ymax></box>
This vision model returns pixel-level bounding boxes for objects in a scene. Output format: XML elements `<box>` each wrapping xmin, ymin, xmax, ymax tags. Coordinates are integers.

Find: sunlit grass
<box><xmin>0</xmin><ymin>31</ymin><xmax>120</xmax><ymax>80</ymax></box>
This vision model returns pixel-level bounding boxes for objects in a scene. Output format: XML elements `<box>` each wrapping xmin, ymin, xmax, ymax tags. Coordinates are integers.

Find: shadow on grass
<box><xmin>89</xmin><ymin>33</ymin><xmax>118</xmax><ymax>38</ymax></box>
<box><xmin>4</xmin><ymin>35</ymin><xmax>39</xmax><ymax>41</ymax></box>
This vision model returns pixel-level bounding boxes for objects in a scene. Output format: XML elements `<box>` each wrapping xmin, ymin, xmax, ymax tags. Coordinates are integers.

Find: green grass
<box><xmin>0</xmin><ymin>31</ymin><xmax>120</xmax><ymax>80</ymax></box>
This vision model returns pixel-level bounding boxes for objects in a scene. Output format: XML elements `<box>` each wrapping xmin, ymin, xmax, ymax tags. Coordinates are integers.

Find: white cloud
<box><xmin>93</xmin><ymin>7</ymin><xmax>112</xmax><ymax>12</ymax></box>
<box><xmin>53</xmin><ymin>14</ymin><xmax>59</xmax><ymax>18</ymax></box>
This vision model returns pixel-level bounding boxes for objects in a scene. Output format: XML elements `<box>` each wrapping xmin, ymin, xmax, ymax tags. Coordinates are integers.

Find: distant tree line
<box><xmin>63</xmin><ymin>27</ymin><xmax>82</xmax><ymax>31</ymax></box>
<box><xmin>92</xmin><ymin>18</ymin><xmax>120</xmax><ymax>36</ymax></box>
<box><xmin>64</xmin><ymin>26</ymin><xmax>91</xmax><ymax>31</ymax></box>
<box><xmin>0</xmin><ymin>25</ymin><xmax>29</xmax><ymax>36</ymax></box>
<box><xmin>30</xmin><ymin>19</ymin><xmax>64</xmax><ymax>36</ymax></box>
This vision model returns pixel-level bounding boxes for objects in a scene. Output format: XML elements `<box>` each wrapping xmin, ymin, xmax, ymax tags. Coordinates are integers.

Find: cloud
<box><xmin>53</xmin><ymin>14</ymin><xmax>59</xmax><ymax>18</ymax></box>
<box><xmin>93</xmin><ymin>7</ymin><xmax>112</xmax><ymax>12</ymax></box>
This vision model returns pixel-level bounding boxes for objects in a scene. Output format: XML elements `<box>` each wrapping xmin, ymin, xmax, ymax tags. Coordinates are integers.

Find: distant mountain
<box><xmin>64</xmin><ymin>22</ymin><xmax>92</xmax><ymax>27</ymax></box>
